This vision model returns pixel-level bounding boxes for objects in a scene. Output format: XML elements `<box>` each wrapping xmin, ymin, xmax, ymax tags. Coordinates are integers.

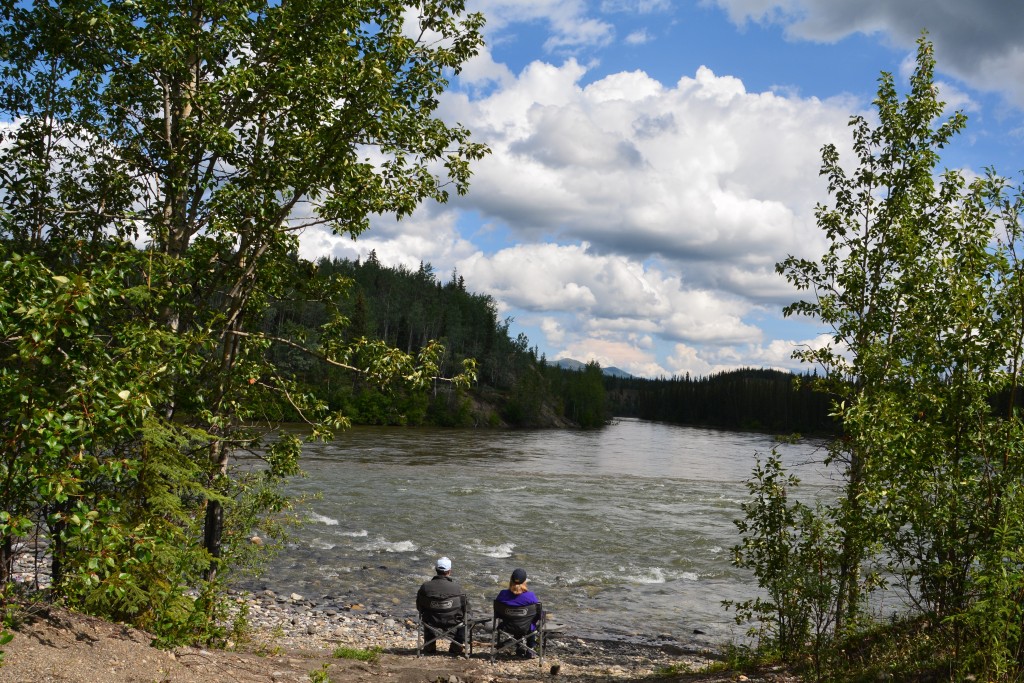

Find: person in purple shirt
<box><xmin>495</xmin><ymin>567</ymin><xmax>541</xmax><ymax>657</ymax></box>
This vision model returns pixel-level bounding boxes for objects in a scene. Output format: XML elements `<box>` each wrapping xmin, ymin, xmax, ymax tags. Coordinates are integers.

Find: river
<box><xmin>240</xmin><ymin>418</ymin><xmax>833</xmax><ymax>647</ymax></box>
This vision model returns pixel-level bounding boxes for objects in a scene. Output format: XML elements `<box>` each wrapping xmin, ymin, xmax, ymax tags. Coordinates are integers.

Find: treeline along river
<box><xmin>241</xmin><ymin>418</ymin><xmax>832</xmax><ymax>646</ymax></box>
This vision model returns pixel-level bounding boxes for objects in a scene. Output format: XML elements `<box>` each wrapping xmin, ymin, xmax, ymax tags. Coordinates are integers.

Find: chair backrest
<box><xmin>419</xmin><ymin>593</ymin><xmax>466</xmax><ymax>621</ymax></box>
<box><xmin>493</xmin><ymin>599</ymin><xmax>541</xmax><ymax>634</ymax></box>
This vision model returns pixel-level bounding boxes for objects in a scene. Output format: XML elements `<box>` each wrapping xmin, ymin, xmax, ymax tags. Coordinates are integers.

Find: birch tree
<box><xmin>0</xmin><ymin>0</ymin><xmax>484</xmax><ymax>638</ymax></box>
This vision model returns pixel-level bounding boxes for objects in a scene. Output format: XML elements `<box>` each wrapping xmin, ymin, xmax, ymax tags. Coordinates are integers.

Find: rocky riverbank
<box><xmin>4</xmin><ymin>551</ymin><xmax>797</xmax><ymax>682</ymax></box>
<box><xmin>1</xmin><ymin>585</ymin><xmax>798</xmax><ymax>683</ymax></box>
<box><xmin>226</xmin><ymin>587</ymin><xmax>722</xmax><ymax>672</ymax></box>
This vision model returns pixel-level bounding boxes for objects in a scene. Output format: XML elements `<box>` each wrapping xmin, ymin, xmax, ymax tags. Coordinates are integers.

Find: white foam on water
<box><xmin>309</xmin><ymin>538</ymin><xmax>336</xmax><ymax>550</ymax></box>
<box><xmin>340</xmin><ymin>529</ymin><xmax>369</xmax><ymax>538</ymax></box>
<box><xmin>716</xmin><ymin>494</ymin><xmax>747</xmax><ymax>505</ymax></box>
<box><xmin>466</xmin><ymin>541</ymin><xmax>515</xmax><ymax>558</ymax></box>
<box><xmin>632</xmin><ymin>567</ymin><xmax>667</xmax><ymax>584</ymax></box>
<box><xmin>357</xmin><ymin>537</ymin><xmax>418</xmax><ymax>553</ymax></box>
<box><xmin>567</xmin><ymin>566</ymin><xmax>682</xmax><ymax>586</ymax></box>
<box><xmin>554</xmin><ymin>568</ymin><xmax>660</xmax><ymax>587</ymax></box>
<box><xmin>307</xmin><ymin>512</ymin><xmax>339</xmax><ymax>526</ymax></box>
<box><xmin>552</xmin><ymin>573</ymin><xmax>588</xmax><ymax>587</ymax></box>
<box><xmin>492</xmin><ymin>484</ymin><xmax>528</xmax><ymax>493</ymax></box>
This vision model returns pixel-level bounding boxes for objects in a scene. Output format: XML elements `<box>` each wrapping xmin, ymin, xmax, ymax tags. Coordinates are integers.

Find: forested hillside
<box><xmin>263</xmin><ymin>254</ymin><xmax>836</xmax><ymax>434</ymax></box>
<box><xmin>261</xmin><ymin>253</ymin><xmax>610</xmax><ymax>428</ymax></box>
<box><xmin>606</xmin><ymin>368</ymin><xmax>837</xmax><ymax>435</ymax></box>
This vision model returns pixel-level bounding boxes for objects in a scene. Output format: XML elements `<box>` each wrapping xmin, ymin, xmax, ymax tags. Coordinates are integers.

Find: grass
<box><xmin>655</xmin><ymin>662</ymin><xmax>697</xmax><ymax>676</ymax></box>
<box><xmin>656</xmin><ymin>660</ymin><xmax>732</xmax><ymax>677</ymax></box>
<box><xmin>655</xmin><ymin>644</ymin><xmax>782</xmax><ymax>679</ymax></box>
<box><xmin>821</xmin><ymin>616</ymin><xmax>956</xmax><ymax>683</ymax></box>
<box><xmin>252</xmin><ymin>640</ymin><xmax>285</xmax><ymax>657</ymax></box>
<box><xmin>332</xmin><ymin>645</ymin><xmax>383</xmax><ymax>663</ymax></box>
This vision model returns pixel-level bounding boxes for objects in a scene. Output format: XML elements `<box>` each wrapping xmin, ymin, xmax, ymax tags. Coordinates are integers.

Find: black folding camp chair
<box><xmin>416</xmin><ymin>594</ymin><xmax>474</xmax><ymax>657</ymax></box>
<box><xmin>490</xmin><ymin>599</ymin><xmax>545</xmax><ymax>665</ymax></box>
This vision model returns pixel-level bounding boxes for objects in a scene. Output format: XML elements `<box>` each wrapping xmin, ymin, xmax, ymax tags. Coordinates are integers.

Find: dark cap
<box><xmin>510</xmin><ymin>568</ymin><xmax>528</xmax><ymax>584</ymax></box>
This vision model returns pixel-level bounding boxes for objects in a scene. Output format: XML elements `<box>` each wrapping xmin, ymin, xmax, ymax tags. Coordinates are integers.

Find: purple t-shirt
<box><xmin>496</xmin><ymin>589</ymin><xmax>540</xmax><ymax>631</ymax></box>
<box><xmin>496</xmin><ymin>588</ymin><xmax>539</xmax><ymax>606</ymax></box>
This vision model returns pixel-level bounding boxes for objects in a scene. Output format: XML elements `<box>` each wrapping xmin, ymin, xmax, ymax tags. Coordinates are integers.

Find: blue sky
<box><xmin>299</xmin><ymin>0</ymin><xmax>1024</xmax><ymax>379</ymax></box>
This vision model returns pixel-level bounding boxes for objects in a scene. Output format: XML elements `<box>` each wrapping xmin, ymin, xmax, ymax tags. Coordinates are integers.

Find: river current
<box><xmin>241</xmin><ymin>418</ymin><xmax>833</xmax><ymax>647</ymax></box>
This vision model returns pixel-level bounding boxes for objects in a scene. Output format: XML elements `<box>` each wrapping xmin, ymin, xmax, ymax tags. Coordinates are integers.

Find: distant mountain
<box><xmin>552</xmin><ymin>358</ymin><xmax>632</xmax><ymax>378</ymax></box>
<box><xmin>552</xmin><ymin>358</ymin><xmax>587</xmax><ymax>371</ymax></box>
<box><xmin>602</xmin><ymin>366</ymin><xmax>633</xmax><ymax>378</ymax></box>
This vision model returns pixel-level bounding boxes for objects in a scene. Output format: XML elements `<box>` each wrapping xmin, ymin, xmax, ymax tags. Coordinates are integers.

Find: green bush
<box><xmin>309</xmin><ymin>663</ymin><xmax>333</xmax><ymax>683</ymax></box>
<box><xmin>727</xmin><ymin>450</ymin><xmax>842</xmax><ymax>672</ymax></box>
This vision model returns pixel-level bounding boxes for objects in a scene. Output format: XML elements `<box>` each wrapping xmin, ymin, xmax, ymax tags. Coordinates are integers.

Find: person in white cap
<box><xmin>415</xmin><ymin>556</ymin><xmax>469</xmax><ymax>654</ymax></box>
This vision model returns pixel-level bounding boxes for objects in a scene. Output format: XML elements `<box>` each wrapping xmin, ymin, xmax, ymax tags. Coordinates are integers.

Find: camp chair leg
<box><xmin>490</xmin><ymin>626</ymin><xmax>544</xmax><ymax>665</ymax></box>
<box><xmin>417</xmin><ymin>620</ymin><xmax>471</xmax><ymax>658</ymax></box>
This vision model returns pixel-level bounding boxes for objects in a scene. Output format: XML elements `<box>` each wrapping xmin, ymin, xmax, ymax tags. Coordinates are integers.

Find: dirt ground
<box><xmin>0</xmin><ymin>606</ymin><xmax>798</xmax><ymax>683</ymax></box>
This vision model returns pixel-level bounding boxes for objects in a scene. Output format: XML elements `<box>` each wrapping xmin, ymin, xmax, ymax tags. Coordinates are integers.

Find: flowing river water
<box><xmin>240</xmin><ymin>418</ymin><xmax>833</xmax><ymax>647</ymax></box>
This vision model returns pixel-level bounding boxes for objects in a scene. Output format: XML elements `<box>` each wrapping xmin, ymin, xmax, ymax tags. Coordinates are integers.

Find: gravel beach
<box><xmin>2</xmin><ymin>550</ymin><xmax>797</xmax><ymax>682</ymax></box>
<box><xmin>1</xmin><ymin>585</ymin><xmax>798</xmax><ymax>683</ymax></box>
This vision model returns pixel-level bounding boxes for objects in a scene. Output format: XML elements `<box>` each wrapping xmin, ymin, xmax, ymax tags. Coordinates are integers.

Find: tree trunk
<box><xmin>49</xmin><ymin>517</ymin><xmax>66</xmax><ymax>590</ymax></box>
<box><xmin>201</xmin><ymin>316</ymin><xmax>242</xmax><ymax>579</ymax></box>
<box><xmin>0</xmin><ymin>534</ymin><xmax>11</xmax><ymax>583</ymax></box>
<box><xmin>203</xmin><ymin>498</ymin><xmax>224</xmax><ymax>581</ymax></box>
<box><xmin>834</xmin><ymin>444</ymin><xmax>865</xmax><ymax>635</ymax></box>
